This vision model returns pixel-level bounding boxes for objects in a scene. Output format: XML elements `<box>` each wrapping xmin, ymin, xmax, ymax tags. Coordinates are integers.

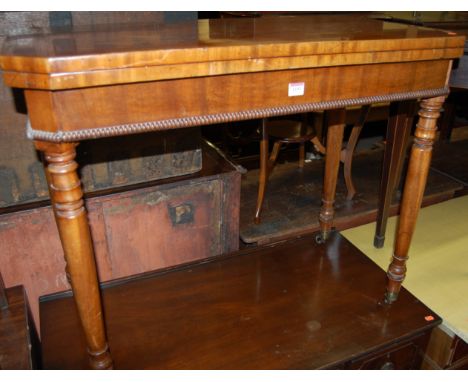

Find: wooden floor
<box><xmin>239</xmin><ymin>145</ymin><xmax>465</xmax><ymax>245</ymax></box>
<box><xmin>40</xmin><ymin>232</ymin><xmax>440</xmax><ymax>369</ymax></box>
<box><xmin>431</xmin><ymin>139</ymin><xmax>468</xmax><ymax>187</ymax></box>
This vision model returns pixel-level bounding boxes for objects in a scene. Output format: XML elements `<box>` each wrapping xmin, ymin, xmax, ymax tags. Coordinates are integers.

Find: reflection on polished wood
<box><xmin>1</xmin><ymin>14</ymin><xmax>464</xmax><ymax>90</ymax></box>
<box><xmin>372</xmin><ymin>11</ymin><xmax>468</xmax><ymax>29</ymax></box>
<box><xmin>0</xmin><ymin>14</ymin><xmax>464</xmax><ymax>369</ymax></box>
<box><xmin>40</xmin><ymin>233</ymin><xmax>441</xmax><ymax>369</ymax></box>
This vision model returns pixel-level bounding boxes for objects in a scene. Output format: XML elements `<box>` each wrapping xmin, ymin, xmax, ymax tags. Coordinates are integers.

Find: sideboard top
<box><xmin>0</xmin><ymin>14</ymin><xmax>465</xmax><ymax>90</ymax></box>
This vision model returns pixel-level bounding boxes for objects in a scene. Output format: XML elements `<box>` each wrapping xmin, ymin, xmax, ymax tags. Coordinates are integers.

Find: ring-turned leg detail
<box><xmin>36</xmin><ymin>141</ymin><xmax>113</xmax><ymax>369</ymax></box>
<box><xmin>385</xmin><ymin>96</ymin><xmax>446</xmax><ymax>304</ymax></box>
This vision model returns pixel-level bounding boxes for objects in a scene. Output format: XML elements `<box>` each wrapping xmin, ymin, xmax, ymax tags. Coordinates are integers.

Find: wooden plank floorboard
<box><xmin>40</xmin><ymin>232</ymin><xmax>439</xmax><ymax>369</ymax></box>
<box><xmin>431</xmin><ymin>139</ymin><xmax>468</xmax><ymax>186</ymax></box>
<box><xmin>239</xmin><ymin>148</ymin><xmax>463</xmax><ymax>244</ymax></box>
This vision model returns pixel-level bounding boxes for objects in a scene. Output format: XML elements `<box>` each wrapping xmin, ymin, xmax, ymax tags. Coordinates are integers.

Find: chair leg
<box><xmin>310</xmin><ymin>136</ymin><xmax>326</xmax><ymax>155</ymax></box>
<box><xmin>255</xmin><ymin>119</ymin><xmax>269</xmax><ymax>224</ymax></box>
<box><xmin>374</xmin><ymin>101</ymin><xmax>415</xmax><ymax>248</ymax></box>
<box><xmin>342</xmin><ymin>105</ymin><xmax>371</xmax><ymax>200</ymax></box>
<box><xmin>268</xmin><ymin>141</ymin><xmax>282</xmax><ymax>171</ymax></box>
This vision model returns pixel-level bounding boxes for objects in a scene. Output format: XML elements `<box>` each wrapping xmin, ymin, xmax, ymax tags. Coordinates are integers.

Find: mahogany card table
<box><xmin>0</xmin><ymin>14</ymin><xmax>464</xmax><ymax>369</ymax></box>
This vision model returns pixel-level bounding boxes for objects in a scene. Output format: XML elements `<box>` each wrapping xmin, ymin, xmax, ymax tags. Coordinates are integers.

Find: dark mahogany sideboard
<box><xmin>0</xmin><ymin>15</ymin><xmax>465</xmax><ymax>369</ymax></box>
<box><xmin>39</xmin><ymin>233</ymin><xmax>441</xmax><ymax>369</ymax></box>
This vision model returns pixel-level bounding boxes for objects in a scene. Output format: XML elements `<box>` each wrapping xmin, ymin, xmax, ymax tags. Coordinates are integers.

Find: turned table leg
<box><xmin>374</xmin><ymin>101</ymin><xmax>416</xmax><ymax>248</ymax></box>
<box><xmin>385</xmin><ymin>96</ymin><xmax>446</xmax><ymax>304</ymax></box>
<box><xmin>318</xmin><ymin>108</ymin><xmax>346</xmax><ymax>242</ymax></box>
<box><xmin>35</xmin><ymin>141</ymin><xmax>113</xmax><ymax>369</ymax></box>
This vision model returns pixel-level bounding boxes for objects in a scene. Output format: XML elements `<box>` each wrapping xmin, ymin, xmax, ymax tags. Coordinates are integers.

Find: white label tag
<box><xmin>288</xmin><ymin>82</ymin><xmax>305</xmax><ymax>97</ymax></box>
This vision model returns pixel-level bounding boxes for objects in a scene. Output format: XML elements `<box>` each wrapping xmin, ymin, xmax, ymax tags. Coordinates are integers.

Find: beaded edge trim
<box><xmin>26</xmin><ymin>87</ymin><xmax>449</xmax><ymax>143</ymax></box>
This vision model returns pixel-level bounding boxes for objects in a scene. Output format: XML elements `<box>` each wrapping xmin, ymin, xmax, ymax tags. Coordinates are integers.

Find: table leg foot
<box><xmin>384</xmin><ymin>291</ymin><xmax>399</xmax><ymax>305</ymax></box>
<box><xmin>315</xmin><ymin>231</ymin><xmax>326</xmax><ymax>244</ymax></box>
<box><xmin>88</xmin><ymin>345</ymin><xmax>114</xmax><ymax>370</ymax></box>
<box><xmin>374</xmin><ymin>234</ymin><xmax>385</xmax><ymax>248</ymax></box>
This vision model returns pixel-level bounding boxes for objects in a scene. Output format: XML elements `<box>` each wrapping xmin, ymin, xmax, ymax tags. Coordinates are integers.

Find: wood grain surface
<box><xmin>40</xmin><ymin>232</ymin><xmax>440</xmax><ymax>369</ymax></box>
<box><xmin>0</xmin><ymin>286</ymin><xmax>40</xmax><ymax>369</ymax></box>
<box><xmin>0</xmin><ymin>142</ymin><xmax>240</xmax><ymax>331</ymax></box>
<box><xmin>0</xmin><ymin>15</ymin><xmax>464</xmax><ymax>89</ymax></box>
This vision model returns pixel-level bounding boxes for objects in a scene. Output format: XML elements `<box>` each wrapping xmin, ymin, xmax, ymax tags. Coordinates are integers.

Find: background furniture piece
<box><xmin>423</xmin><ymin>325</ymin><xmax>468</xmax><ymax>369</ymax></box>
<box><xmin>0</xmin><ymin>15</ymin><xmax>464</xmax><ymax>369</ymax></box>
<box><xmin>439</xmin><ymin>45</ymin><xmax>468</xmax><ymax>141</ymax></box>
<box><xmin>0</xmin><ymin>275</ymin><xmax>40</xmax><ymax>369</ymax></box>
<box><xmin>367</xmin><ymin>11</ymin><xmax>468</xmax><ymax>247</ymax></box>
<box><xmin>0</xmin><ymin>142</ymin><xmax>240</xmax><ymax>329</ymax></box>
<box><xmin>255</xmin><ymin>115</ymin><xmax>325</xmax><ymax>223</ymax></box>
<box><xmin>371</xmin><ymin>11</ymin><xmax>468</xmax><ymax>143</ymax></box>
<box><xmin>254</xmin><ymin>103</ymin><xmax>390</xmax><ymax>224</ymax></box>
<box><xmin>238</xmin><ymin>140</ymin><xmax>462</xmax><ymax>245</ymax></box>
<box><xmin>0</xmin><ymin>11</ymin><xmax>200</xmax><ymax>210</ymax></box>
<box><xmin>39</xmin><ymin>233</ymin><xmax>440</xmax><ymax>369</ymax></box>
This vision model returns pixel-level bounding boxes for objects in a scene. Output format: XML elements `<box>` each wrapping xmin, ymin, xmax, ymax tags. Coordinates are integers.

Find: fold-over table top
<box><xmin>0</xmin><ymin>14</ymin><xmax>465</xmax><ymax>90</ymax></box>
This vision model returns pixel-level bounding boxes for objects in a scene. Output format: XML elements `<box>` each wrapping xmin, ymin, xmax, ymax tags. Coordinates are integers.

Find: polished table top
<box><xmin>370</xmin><ymin>12</ymin><xmax>468</xmax><ymax>89</ymax></box>
<box><xmin>0</xmin><ymin>15</ymin><xmax>465</xmax><ymax>90</ymax></box>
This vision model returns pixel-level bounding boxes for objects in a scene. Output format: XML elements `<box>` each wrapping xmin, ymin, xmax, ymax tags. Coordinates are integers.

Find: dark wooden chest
<box><xmin>0</xmin><ymin>284</ymin><xmax>40</xmax><ymax>369</ymax></box>
<box><xmin>0</xmin><ymin>142</ymin><xmax>240</xmax><ymax>330</ymax></box>
<box><xmin>39</xmin><ymin>233</ymin><xmax>439</xmax><ymax>369</ymax></box>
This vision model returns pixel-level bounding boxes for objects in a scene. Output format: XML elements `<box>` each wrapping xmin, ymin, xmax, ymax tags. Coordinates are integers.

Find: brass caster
<box><xmin>384</xmin><ymin>291</ymin><xmax>398</xmax><ymax>305</ymax></box>
<box><xmin>315</xmin><ymin>232</ymin><xmax>326</xmax><ymax>244</ymax></box>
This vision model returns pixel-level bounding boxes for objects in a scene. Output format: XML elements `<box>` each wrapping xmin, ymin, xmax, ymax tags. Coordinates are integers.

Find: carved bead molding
<box><xmin>27</xmin><ymin>87</ymin><xmax>449</xmax><ymax>143</ymax></box>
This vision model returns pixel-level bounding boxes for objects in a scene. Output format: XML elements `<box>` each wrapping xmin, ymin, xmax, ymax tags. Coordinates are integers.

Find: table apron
<box><xmin>25</xmin><ymin>60</ymin><xmax>451</xmax><ymax>142</ymax></box>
